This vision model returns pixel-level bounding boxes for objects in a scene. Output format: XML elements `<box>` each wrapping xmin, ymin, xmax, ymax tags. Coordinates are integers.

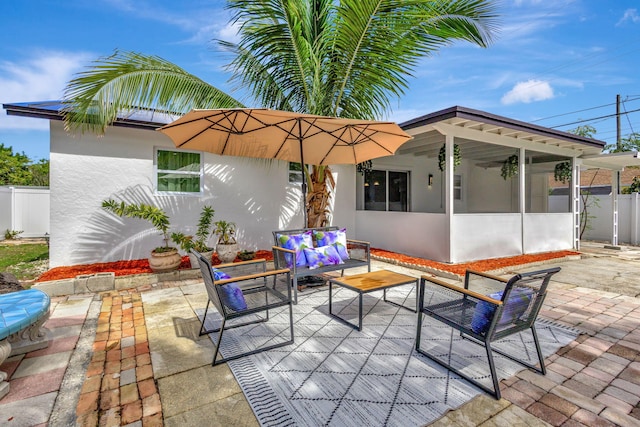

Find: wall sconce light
<box><xmin>364</xmin><ymin>182</ymin><xmax>369</xmax><ymax>187</ymax></box>
<box><xmin>428</xmin><ymin>173</ymin><xmax>433</xmax><ymax>187</ymax></box>
<box><xmin>373</xmin><ymin>181</ymin><xmax>380</xmax><ymax>186</ymax></box>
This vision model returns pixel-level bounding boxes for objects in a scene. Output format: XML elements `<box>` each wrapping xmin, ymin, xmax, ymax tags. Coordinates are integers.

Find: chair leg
<box><xmin>199</xmin><ymin>301</ymin><xmax>212</xmax><ymax>336</ymax></box>
<box><xmin>489</xmin><ymin>325</ymin><xmax>546</xmax><ymax>375</ymax></box>
<box><xmin>212</xmin><ymin>318</ymin><xmax>226</xmax><ymax>366</ymax></box>
<box><xmin>485</xmin><ymin>342</ymin><xmax>501</xmax><ymax>399</ymax></box>
<box><xmin>212</xmin><ymin>303</ymin><xmax>295</xmax><ymax>366</ymax></box>
<box><xmin>292</xmin><ymin>277</ymin><xmax>298</xmax><ymax>304</ymax></box>
<box><xmin>415</xmin><ymin>319</ymin><xmax>503</xmax><ymax>399</ymax></box>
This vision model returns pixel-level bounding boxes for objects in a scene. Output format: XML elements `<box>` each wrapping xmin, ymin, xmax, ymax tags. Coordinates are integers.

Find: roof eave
<box><xmin>400</xmin><ymin>105</ymin><xmax>606</xmax><ymax>150</ymax></box>
<box><xmin>3</xmin><ymin>102</ymin><xmax>167</xmax><ymax>131</ymax></box>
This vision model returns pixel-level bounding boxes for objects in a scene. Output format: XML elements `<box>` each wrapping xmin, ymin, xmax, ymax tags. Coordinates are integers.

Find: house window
<box><xmin>289</xmin><ymin>162</ymin><xmax>303</xmax><ymax>184</ymax></box>
<box><xmin>454</xmin><ymin>174</ymin><xmax>462</xmax><ymax>200</ymax></box>
<box><xmin>155</xmin><ymin>149</ymin><xmax>202</xmax><ymax>194</ymax></box>
<box><xmin>364</xmin><ymin>170</ymin><xmax>409</xmax><ymax>211</ymax></box>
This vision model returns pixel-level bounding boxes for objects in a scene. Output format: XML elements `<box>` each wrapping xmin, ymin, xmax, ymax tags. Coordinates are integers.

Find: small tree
<box><xmin>102</xmin><ymin>200</ymin><xmax>174</xmax><ymax>251</ymax></box>
<box><xmin>0</xmin><ymin>144</ymin><xmax>50</xmax><ymax>186</ymax></box>
<box><xmin>0</xmin><ymin>144</ymin><xmax>31</xmax><ymax>185</ymax></box>
<box><xmin>171</xmin><ymin>206</ymin><xmax>215</xmax><ymax>252</ymax></box>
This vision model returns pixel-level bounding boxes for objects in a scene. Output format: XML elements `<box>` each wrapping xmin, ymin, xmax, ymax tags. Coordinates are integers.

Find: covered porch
<box><xmin>355</xmin><ymin>106</ymin><xmax>615</xmax><ymax>263</ymax></box>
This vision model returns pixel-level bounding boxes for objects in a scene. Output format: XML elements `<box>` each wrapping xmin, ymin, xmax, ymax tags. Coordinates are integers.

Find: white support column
<box><xmin>571</xmin><ymin>159</ymin><xmax>581</xmax><ymax>250</ymax></box>
<box><xmin>445</xmin><ymin>135</ymin><xmax>454</xmax><ymax>262</ymax></box>
<box><xmin>519</xmin><ymin>147</ymin><xmax>526</xmax><ymax>253</ymax></box>
<box><xmin>612</xmin><ymin>176</ymin><xmax>619</xmax><ymax>246</ymax></box>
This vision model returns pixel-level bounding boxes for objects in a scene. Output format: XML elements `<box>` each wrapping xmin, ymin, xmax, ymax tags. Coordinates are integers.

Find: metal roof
<box><xmin>2</xmin><ymin>100</ymin><xmax>179</xmax><ymax>130</ymax></box>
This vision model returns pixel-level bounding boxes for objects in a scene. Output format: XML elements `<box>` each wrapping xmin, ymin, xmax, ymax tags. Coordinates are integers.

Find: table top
<box><xmin>329</xmin><ymin>270</ymin><xmax>417</xmax><ymax>293</ymax></box>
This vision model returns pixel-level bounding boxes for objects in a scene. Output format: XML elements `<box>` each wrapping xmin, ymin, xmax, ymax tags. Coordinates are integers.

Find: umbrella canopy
<box><xmin>158</xmin><ymin>108</ymin><xmax>412</xmax><ymax>225</ymax></box>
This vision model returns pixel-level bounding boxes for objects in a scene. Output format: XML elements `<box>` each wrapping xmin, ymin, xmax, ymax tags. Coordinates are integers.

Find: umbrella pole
<box><xmin>298</xmin><ymin>120</ymin><xmax>308</xmax><ymax>228</ymax></box>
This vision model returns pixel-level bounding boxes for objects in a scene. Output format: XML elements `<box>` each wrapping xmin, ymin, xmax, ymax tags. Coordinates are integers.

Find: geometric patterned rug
<box><xmin>200</xmin><ymin>285</ymin><xmax>578</xmax><ymax>427</ymax></box>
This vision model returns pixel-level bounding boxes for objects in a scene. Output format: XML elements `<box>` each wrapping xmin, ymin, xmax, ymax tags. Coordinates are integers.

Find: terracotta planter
<box><xmin>148</xmin><ymin>248</ymin><xmax>182</xmax><ymax>273</ymax></box>
<box><xmin>216</xmin><ymin>243</ymin><xmax>239</xmax><ymax>263</ymax></box>
<box><xmin>188</xmin><ymin>249</ymin><xmax>214</xmax><ymax>268</ymax></box>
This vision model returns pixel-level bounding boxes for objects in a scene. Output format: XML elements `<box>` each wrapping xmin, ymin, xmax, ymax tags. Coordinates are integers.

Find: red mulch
<box><xmin>37</xmin><ymin>250</ymin><xmax>275</xmax><ymax>282</ymax></box>
<box><xmin>370</xmin><ymin>248</ymin><xmax>580</xmax><ymax>276</ymax></box>
<box><xmin>36</xmin><ymin>248</ymin><xmax>578</xmax><ymax>282</ymax></box>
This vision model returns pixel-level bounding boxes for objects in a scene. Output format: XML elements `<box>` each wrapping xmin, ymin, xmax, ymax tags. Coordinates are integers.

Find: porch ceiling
<box><xmin>581</xmin><ymin>151</ymin><xmax>640</xmax><ymax>171</ymax></box>
<box><xmin>398</xmin><ymin>106</ymin><xmax>605</xmax><ymax>164</ymax></box>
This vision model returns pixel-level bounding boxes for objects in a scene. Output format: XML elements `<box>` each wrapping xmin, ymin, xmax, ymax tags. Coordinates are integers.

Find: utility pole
<box><xmin>616</xmin><ymin>94</ymin><xmax>621</xmax><ymax>194</ymax></box>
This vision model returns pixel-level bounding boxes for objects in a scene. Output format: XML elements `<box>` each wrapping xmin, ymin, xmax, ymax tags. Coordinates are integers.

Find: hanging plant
<box><xmin>356</xmin><ymin>160</ymin><xmax>373</xmax><ymax>176</ymax></box>
<box><xmin>554</xmin><ymin>161</ymin><xmax>572</xmax><ymax>184</ymax></box>
<box><xmin>500</xmin><ymin>154</ymin><xmax>519</xmax><ymax>180</ymax></box>
<box><xmin>438</xmin><ymin>144</ymin><xmax>461</xmax><ymax>172</ymax></box>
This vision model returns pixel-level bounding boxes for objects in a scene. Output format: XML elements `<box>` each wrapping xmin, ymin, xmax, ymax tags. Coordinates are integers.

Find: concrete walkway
<box><xmin>0</xmin><ymin>244</ymin><xmax>639</xmax><ymax>426</ymax></box>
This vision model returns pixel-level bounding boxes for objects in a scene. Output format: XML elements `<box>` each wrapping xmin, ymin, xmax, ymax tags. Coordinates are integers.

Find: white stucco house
<box><xmin>4</xmin><ymin>102</ymin><xmax>639</xmax><ymax>267</ymax></box>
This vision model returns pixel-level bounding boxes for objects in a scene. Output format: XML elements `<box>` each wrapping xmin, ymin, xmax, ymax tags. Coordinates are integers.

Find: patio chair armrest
<box><xmin>346</xmin><ymin>238</ymin><xmax>370</xmax><ymax>246</ymax></box>
<box><xmin>272</xmin><ymin>246</ymin><xmax>297</xmax><ymax>272</ymax></box>
<box><xmin>466</xmin><ymin>270</ymin><xmax>509</xmax><ymax>283</ymax></box>
<box><xmin>421</xmin><ymin>275</ymin><xmax>503</xmax><ymax>306</ymax></box>
<box><xmin>215</xmin><ymin>258</ymin><xmax>268</xmax><ymax>277</ymax></box>
<box><xmin>216</xmin><ymin>258</ymin><xmax>267</xmax><ymax>269</ymax></box>
<box><xmin>346</xmin><ymin>239</ymin><xmax>370</xmax><ymax>261</ymax></box>
<box><xmin>463</xmin><ymin>269</ymin><xmax>509</xmax><ymax>292</ymax></box>
<box><xmin>216</xmin><ymin>268</ymin><xmax>291</xmax><ymax>286</ymax></box>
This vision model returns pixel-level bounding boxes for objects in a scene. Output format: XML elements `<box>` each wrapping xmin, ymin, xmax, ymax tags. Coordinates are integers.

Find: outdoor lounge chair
<box><xmin>192</xmin><ymin>250</ymin><xmax>294</xmax><ymax>365</ymax></box>
<box><xmin>415</xmin><ymin>267</ymin><xmax>561</xmax><ymax>399</ymax></box>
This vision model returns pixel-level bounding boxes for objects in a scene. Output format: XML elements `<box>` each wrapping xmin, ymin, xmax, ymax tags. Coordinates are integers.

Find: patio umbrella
<box><xmin>158</xmin><ymin>108</ymin><xmax>412</xmax><ymax>225</ymax></box>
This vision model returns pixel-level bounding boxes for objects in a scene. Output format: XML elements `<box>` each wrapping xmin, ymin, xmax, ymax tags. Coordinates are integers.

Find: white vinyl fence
<box><xmin>550</xmin><ymin>193</ymin><xmax>640</xmax><ymax>245</ymax></box>
<box><xmin>0</xmin><ymin>186</ymin><xmax>50</xmax><ymax>239</ymax></box>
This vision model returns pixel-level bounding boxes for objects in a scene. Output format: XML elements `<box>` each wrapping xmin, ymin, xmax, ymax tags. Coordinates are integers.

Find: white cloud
<box><xmin>0</xmin><ymin>51</ymin><xmax>92</xmax><ymax>130</ymax></box>
<box><xmin>103</xmin><ymin>0</ymin><xmax>231</xmax><ymax>45</ymax></box>
<box><xmin>617</xmin><ymin>9</ymin><xmax>640</xmax><ymax>26</ymax></box>
<box><xmin>501</xmin><ymin>79</ymin><xmax>554</xmax><ymax>105</ymax></box>
<box><xmin>218</xmin><ymin>22</ymin><xmax>242</xmax><ymax>44</ymax></box>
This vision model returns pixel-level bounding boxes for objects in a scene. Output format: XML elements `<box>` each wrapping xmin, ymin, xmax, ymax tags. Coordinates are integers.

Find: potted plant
<box><xmin>102</xmin><ymin>200</ymin><xmax>182</xmax><ymax>273</ymax></box>
<box><xmin>213</xmin><ymin>220</ymin><xmax>238</xmax><ymax>263</ymax></box>
<box><xmin>171</xmin><ymin>205</ymin><xmax>216</xmax><ymax>268</ymax></box>
<box><xmin>237</xmin><ymin>249</ymin><xmax>256</xmax><ymax>261</ymax></box>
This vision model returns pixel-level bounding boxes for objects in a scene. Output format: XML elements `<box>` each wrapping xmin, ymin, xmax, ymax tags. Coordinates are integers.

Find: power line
<box><xmin>550</xmin><ymin>107</ymin><xmax>640</xmax><ymax>129</ymax></box>
<box><xmin>622</xmin><ymin>99</ymin><xmax>636</xmax><ymax>135</ymax></box>
<box><xmin>532</xmin><ymin>96</ymin><xmax>640</xmax><ymax>123</ymax></box>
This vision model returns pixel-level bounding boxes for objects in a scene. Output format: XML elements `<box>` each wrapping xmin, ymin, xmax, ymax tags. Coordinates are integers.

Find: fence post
<box><xmin>10</xmin><ymin>186</ymin><xmax>16</xmax><ymax>234</ymax></box>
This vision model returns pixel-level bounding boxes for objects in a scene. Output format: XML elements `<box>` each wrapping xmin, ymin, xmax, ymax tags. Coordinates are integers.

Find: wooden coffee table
<box><xmin>328</xmin><ymin>270</ymin><xmax>418</xmax><ymax>331</ymax></box>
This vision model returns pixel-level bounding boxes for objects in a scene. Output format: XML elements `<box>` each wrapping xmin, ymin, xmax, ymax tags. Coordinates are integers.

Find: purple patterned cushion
<box><xmin>470</xmin><ymin>287</ymin><xmax>533</xmax><ymax>334</ymax></box>
<box><xmin>303</xmin><ymin>245</ymin><xmax>344</xmax><ymax>270</ymax></box>
<box><xmin>212</xmin><ymin>268</ymin><xmax>247</xmax><ymax>311</ymax></box>
<box><xmin>277</xmin><ymin>231</ymin><xmax>314</xmax><ymax>268</ymax></box>
<box><xmin>313</xmin><ymin>228</ymin><xmax>349</xmax><ymax>260</ymax></box>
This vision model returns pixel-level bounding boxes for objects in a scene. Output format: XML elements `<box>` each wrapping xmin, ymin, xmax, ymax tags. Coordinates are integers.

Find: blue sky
<box><xmin>1</xmin><ymin>0</ymin><xmax>639</xmax><ymax>161</ymax></box>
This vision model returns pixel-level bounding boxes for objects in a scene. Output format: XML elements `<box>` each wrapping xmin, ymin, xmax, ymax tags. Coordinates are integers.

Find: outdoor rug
<box><xmin>199</xmin><ymin>285</ymin><xmax>578</xmax><ymax>427</ymax></box>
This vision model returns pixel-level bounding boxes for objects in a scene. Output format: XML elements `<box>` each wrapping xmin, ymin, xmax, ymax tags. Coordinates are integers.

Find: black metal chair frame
<box><xmin>416</xmin><ymin>267</ymin><xmax>561</xmax><ymax>399</ymax></box>
<box><xmin>192</xmin><ymin>249</ymin><xmax>294</xmax><ymax>366</ymax></box>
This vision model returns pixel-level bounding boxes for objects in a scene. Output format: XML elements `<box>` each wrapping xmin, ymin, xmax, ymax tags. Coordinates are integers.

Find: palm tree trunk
<box><xmin>306</xmin><ymin>166</ymin><xmax>334</xmax><ymax>228</ymax></box>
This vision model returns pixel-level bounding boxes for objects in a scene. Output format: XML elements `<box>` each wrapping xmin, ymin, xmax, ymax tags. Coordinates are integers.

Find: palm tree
<box><xmin>64</xmin><ymin>0</ymin><xmax>499</xmax><ymax>227</ymax></box>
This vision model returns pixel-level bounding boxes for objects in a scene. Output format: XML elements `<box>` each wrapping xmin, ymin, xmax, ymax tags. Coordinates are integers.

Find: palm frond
<box><xmin>330</xmin><ymin>0</ymin><xmax>498</xmax><ymax>119</ymax></box>
<box><xmin>224</xmin><ymin>0</ymin><xmax>333</xmax><ymax>114</ymax></box>
<box><xmin>63</xmin><ymin>50</ymin><xmax>242</xmax><ymax>134</ymax></box>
